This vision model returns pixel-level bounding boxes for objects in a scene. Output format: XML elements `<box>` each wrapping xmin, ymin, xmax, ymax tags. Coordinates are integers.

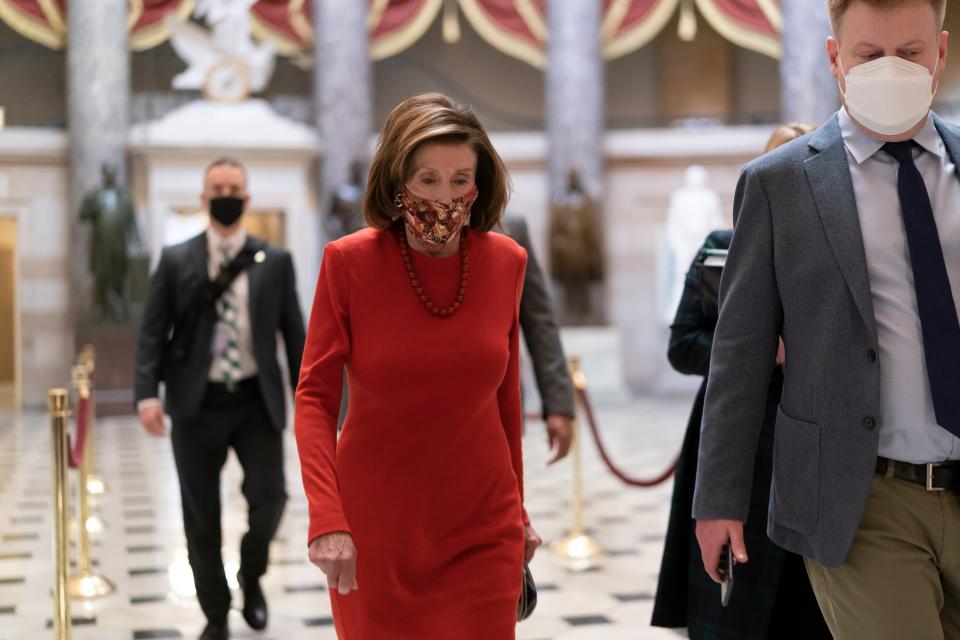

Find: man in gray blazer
<box><xmin>694</xmin><ymin>1</ymin><xmax>959</xmax><ymax>636</ymax></box>
<box><xmin>135</xmin><ymin>158</ymin><xmax>305</xmax><ymax>640</ymax></box>
<box><xmin>502</xmin><ymin>214</ymin><xmax>575</xmax><ymax>462</ymax></box>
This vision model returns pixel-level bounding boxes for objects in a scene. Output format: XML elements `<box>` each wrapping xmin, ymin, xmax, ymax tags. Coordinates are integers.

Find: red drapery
<box><xmin>0</xmin><ymin>0</ymin><xmax>193</xmax><ymax>50</ymax></box>
<box><xmin>603</xmin><ymin>0</ymin><xmax>682</xmax><ymax>60</ymax></box>
<box><xmin>0</xmin><ymin>0</ymin><xmax>782</xmax><ymax>61</ymax></box>
<box><xmin>130</xmin><ymin>0</ymin><xmax>195</xmax><ymax>50</ymax></box>
<box><xmin>369</xmin><ymin>0</ymin><xmax>442</xmax><ymax>60</ymax></box>
<box><xmin>0</xmin><ymin>0</ymin><xmax>65</xmax><ymax>48</ymax></box>
<box><xmin>249</xmin><ymin>0</ymin><xmax>313</xmax><ymax>56</ymax></box>
<box><xmin>694</xmin><ymin>0</ymin><xmax>780</xmax><ymax>59</ymax></box>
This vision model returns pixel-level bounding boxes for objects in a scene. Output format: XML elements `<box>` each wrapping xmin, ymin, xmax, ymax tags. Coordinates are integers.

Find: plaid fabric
<box><xmin>214</xmin><ymin>243</ymin><xmax>243</xmax><ymax>384</ymax></box>
<box><xmin>651</xmin><ymin>230</ymin><xmax>829</xmax><ymax>639</ymax></box>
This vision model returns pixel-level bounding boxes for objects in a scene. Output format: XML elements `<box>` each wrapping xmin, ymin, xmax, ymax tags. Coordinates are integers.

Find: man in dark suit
<box><xmin>135</xmin><ymin>157</ymin><xmax>306</xmax><ymax>640</ymax></box>
<box><xmin>502</xmin><ymin>214</ymin><xmax>574</xmax><ymax>463</ymax></box>
<box><xmin>694</xmin><ymin>1</ymin><xmax>960</xmax><ymax>636</ymax></box>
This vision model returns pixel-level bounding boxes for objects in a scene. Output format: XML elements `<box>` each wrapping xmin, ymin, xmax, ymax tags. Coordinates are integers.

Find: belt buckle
<box><xmin>225</xmin><ymin>381</ymin><xmax>237</xmax><ymax>394</ymax></box>
<box><xmin>926</xmin><ymin>463</ymin><xmax>947</xmax><ymax>492</ymax></box>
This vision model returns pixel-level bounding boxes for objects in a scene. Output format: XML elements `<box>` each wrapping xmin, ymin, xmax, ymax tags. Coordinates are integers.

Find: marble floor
<box><xmin>0</xmin><ymin>361</ymin><xmax>695</xmax><ymax>639</ymax></box>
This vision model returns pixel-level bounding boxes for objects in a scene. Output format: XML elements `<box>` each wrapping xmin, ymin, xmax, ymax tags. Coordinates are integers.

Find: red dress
<box><xmin>295</xmin><ymin>226</ymin><xmax>529</xmax><ymax>639</ymax></box>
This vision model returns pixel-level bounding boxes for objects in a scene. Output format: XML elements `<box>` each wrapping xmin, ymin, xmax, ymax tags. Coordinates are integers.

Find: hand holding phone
<box><xmin>719</xmin><ymin>542</ymin><xmax>734</xmax><ymax>607</ymax></box>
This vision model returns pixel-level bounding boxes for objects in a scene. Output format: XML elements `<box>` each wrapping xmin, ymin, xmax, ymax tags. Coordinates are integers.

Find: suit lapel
<box><xmin>804</xmin><ymin>115</ymin><xmax>878</xmax><ymax>341</ymax></box>
<box><xmin>244</xmin><ymin>236</ymin><xmax>267</xmax><ymax>339</ymax></box>
<box><xmin>188</xmin><ymin>232</ymin><xmax>209</xmax><ymax>285</ymax></box>
<box><xmin>934</xmin><ymin>113</ymin><xmax>960</xmax><ymax>182</ymax></box>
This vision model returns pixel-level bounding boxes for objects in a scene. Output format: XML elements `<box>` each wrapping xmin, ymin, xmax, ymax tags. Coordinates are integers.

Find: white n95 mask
<box><xmin>839</xmin><ymin>55</ymin><xmax>938</xmax><ymax>136</ymax></box>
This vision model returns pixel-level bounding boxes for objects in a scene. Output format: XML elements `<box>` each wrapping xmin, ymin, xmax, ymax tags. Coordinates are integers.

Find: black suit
<box><xmin>134</xmin><ymin>231</ymin><xmax>306</xmax><ymax>623</ymax></box>
<box><xmin>135</xmin><ymin>233</ymin><xmax>304</xmax><ymax>429</ymax></box>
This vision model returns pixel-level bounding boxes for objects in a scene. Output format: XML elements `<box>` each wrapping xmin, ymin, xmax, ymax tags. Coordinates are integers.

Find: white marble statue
<box><xmin>166</xmin><ymin>0</ymin><xmax>276</xmax><ymax>98</ymax></box>
<box><xmin>662</xmin><ymin>165</ymin><xmax>725</xmax><ymax>324</ymax></box>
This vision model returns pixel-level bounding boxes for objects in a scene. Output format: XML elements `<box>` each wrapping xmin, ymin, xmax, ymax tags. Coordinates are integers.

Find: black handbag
<box><xmin>517</xmin><ymin>564</ymin><xmax>537</xmax><ymax>621</ymax></box>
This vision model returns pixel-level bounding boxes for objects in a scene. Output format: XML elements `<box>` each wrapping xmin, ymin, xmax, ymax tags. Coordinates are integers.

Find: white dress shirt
<box><xmin>206</xmin><ymin>226</ymin><xmax>258</xmax><ymax>382</ymax></box>
<box><xmin>839</xmin><ymin>108</ymin><xmax>960</xmax><ymax>462</ymax></box>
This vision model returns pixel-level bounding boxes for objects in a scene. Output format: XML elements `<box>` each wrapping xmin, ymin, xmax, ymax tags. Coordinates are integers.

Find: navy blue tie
<box><xmin>884</xmin><ymin>141</ymin><xmax>960</xmax><ymax>438</ymax></box>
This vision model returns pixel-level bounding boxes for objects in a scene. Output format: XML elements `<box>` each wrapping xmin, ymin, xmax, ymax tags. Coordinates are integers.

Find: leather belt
<box><xmin>207</xmin><ymin>376</ymin><xmax>259</xmax><ymax>395</ymax></box>
<box><xmin>876</xmin><ymin>456</ymin><xmax>959</xmax><ymax>492</ymax></box>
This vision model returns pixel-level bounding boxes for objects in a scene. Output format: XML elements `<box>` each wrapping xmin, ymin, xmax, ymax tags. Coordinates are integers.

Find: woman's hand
<box><xmin>545</xmin><ymin>414</ymin><xmax>573</xmax><ymax>465</ymax></box>
<box><xmin>524</xmin><ymin>524</ymin><xmax>542</xmax><ymax>563</ymax></box>
<box><xmin>308</xmin><ymin>532</ymin><xmax>359</xmax><ymax>595</ymax></box>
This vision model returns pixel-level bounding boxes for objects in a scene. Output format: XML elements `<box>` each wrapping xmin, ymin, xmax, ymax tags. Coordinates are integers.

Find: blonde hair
<box><xmin>364</xmin><ymin>93</ymin><xmax>510</xmax><ymax>231</ymax></box>
<box><xmin>765</xmin><ymin>123</ymin><xmax>815</xmax><ymax>153</ymax></box>
<box><xmin>825</xmin><ymin>0</ymin><xmax>946</xmax><ymax>33</ymax></box>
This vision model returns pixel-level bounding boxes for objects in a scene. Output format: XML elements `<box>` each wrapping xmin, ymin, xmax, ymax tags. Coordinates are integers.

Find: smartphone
<box><xmin>719</xmin><ymin>542</ymin><xmax>734</xmax><ymax>607</ymax></box>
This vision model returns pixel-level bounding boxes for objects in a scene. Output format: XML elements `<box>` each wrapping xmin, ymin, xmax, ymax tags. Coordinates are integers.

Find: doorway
<box><xmin>0</xmin><ymin>216</ymin><xmax>17</xmax><ymax>410</ymax></box>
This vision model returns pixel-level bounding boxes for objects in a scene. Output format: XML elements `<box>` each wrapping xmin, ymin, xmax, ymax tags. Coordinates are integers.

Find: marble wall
<box><xmin>0</xmin><ymin>129</ymin><xmax>73</xmax><ymax>407</ymax></box>
<box><xmin>0</xmin><ymin>121</ymin><xmax>773</xmax><ymax>407</ymax></box>
<box><xmin>495</xmin><ymin>124</ymin><xmax>772</xmax><ymax>393</ymax></box>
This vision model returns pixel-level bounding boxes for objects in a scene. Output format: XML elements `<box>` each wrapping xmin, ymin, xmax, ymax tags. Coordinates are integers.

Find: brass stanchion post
<box><xmin>47</xmin><ymin>389</ymin><xmax>72</xmax><ymax>640</ymax></box>
<box><xmin>77</xmin><ymin>347</ymin><xmax>106</xmax><ymax>533</ymax></box>
<box><xmin>68</xmin><ymin>366</ymin><xmax>116</xmax><ymax>599</ymax></box>
<box><xmin>550</xmin><ymin>357</ymin><xmax>604</xmax><ymax>570</ymax></box>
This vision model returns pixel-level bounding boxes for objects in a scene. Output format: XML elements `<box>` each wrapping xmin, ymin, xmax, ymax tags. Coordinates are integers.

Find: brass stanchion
<box><xmin>550</xmin><ymin>357</ymin><xmax>604</xmax><ymax>571</ymax></box>
<box><xmin>68</xmin><ymin>366</ymin><xmax>116</xmax><ymax>600</ymax></box>
<box><xmin>47</xmin><ymin>389</ymin><xmax>72</xmax><ymax>640</ymax></box>
<box><xmin>77</xmin><ymin>347</ymin><xmax>107</xmax><ymax>531</ymax></box>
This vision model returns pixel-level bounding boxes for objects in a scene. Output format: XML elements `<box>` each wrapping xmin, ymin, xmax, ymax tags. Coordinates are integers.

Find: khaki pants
<box><xmin>805</xmin><ymin>474</ymin><xmax>960</xmax><ymax>640</ymax></box>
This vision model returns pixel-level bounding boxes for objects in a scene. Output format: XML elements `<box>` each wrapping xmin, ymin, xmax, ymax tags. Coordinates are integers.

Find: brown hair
<box><xmin>765</xmin><ymin>123</ymin><xmax>815</xmax><ymax>153</ymax></box>
<box><xmin>364</xmin><ymin>92</ymin><xmax>510</xmax><ymax>231</ymax></box>
<box><xmin>826</xmin><ymin>0</ymin><xmax>946</xmax><ymax>33</ymax></box>
<box><xmin>204</xmin><ymin>156</ymin><xmax>247</xmax><ymax>185</ymax></box>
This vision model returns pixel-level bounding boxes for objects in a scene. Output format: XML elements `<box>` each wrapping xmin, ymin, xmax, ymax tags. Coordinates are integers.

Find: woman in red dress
<box><xmin>295</xmin><ymin>92</ymin><xmax>541</xmax><ymax>639</ymax></box>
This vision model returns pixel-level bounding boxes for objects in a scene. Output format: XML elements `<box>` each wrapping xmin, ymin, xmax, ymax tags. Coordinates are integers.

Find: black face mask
<box><xmin>209</xmin><ymin>196</ymin><xmax>245</xmax><ymax>226</ymax></box>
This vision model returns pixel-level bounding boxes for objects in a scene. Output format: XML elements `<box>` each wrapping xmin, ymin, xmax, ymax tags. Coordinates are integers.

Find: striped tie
<box><xmin>215</xmin><ymin>243</ymin><xmax>243</xmax><ymax>385</ymax></box>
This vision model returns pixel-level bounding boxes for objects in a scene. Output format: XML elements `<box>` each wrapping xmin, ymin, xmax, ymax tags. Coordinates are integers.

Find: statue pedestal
<box><xmin>75</xmin><ymin>322</ymin><xmax>139</xmax><ymax>416</ymax></box>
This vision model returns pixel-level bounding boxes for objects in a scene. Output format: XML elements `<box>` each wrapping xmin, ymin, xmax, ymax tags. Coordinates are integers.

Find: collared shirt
<box><xmin>206</xmin><ymin>226</ymin><xmax>258</xmax><ymax>381</ymax></box>
<box><xmin>839</xmin><ymin>108</ymin><xmax>960</xmax><ymax>463</ymax></box>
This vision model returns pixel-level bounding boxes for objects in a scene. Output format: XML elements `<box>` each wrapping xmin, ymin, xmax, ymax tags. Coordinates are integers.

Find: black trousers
<box><xmin>171</xmin><ymin>379</ymin><xmax>287</xmax><ymax>623</ymax></box>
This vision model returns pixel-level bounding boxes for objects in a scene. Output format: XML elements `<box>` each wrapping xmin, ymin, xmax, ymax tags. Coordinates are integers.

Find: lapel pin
<box><xmin>254</xmin><ymin>250</ymin><xmax>266</xmax><ymax>263</ymax></box>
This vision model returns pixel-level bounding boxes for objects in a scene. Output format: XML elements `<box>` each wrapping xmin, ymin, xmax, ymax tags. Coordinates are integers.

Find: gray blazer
<box><xmin>693</xmin><ymin>114</ymin><xmax>960</xmax><ymax>567</ymax></box>
<box><xmin>502</xmin><ymin>215</ymin><xmax>575</xmax><ymax>419</ymax></box>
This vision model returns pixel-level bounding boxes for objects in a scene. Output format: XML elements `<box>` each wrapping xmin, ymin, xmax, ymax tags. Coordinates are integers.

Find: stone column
<box><xmin>546</xmin><ymin>0</ymin><xmax>605</xmax><ymax>324</ymax></box>
<box><xmin>67</xmin><ymin>0</ymin><xmax>130</xmax><ymax>321</ymax></box>
<box><xmin>314</xmin><ymin>0</ymin><xmax>372</xmax><ymax>241</ymax></box>
<box><xmin>546</xmin><ymin>0</ymin><xmax>604</xmax><ymax>204</ymax></box>
<box><xmin>780</xmin><ymin>0</ymin><xmax>838</xmax><ymax>125</ymax></box>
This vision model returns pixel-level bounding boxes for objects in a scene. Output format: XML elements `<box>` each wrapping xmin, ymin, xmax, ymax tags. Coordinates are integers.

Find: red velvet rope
<box><xmin>68</xmin><ymin>395</ymin><xmax>89</xmax><ymax>470</ymax></box>
<box><xmin>575</xmin><ymin>386</ymin><xmax>679</xmax><ymax>488</ymax></box>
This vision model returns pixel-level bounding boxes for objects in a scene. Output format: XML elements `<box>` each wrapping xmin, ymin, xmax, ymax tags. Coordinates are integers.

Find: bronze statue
<box><xmin>548</xmin><ymin>169</ymin><xmax>605</xmax><ymax>321</ymax></box>
<box><xmin>327</xmin><ymin>159</ymin><xmax>367</xmax><ymax>239</ymax></box>
<box><xmin>80</xmin><ymin>164</ymin><xmax>141</xmax><ymax>321</ymax></box>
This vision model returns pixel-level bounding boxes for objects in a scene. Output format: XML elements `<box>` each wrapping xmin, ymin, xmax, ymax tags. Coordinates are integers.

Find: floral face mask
<box><xmin>394</xmin><ymin>186</ymin><xmax>478</xmax><ymax>250</ymax></box>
